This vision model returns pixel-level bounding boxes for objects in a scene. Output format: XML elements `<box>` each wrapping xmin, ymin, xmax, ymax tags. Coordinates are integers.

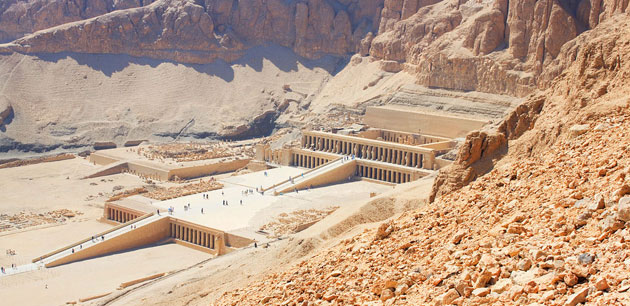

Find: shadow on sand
<box><xmin>33</xmin><ymin>44</ymin><xmax>347</xmax><ymax>82</ymax></box>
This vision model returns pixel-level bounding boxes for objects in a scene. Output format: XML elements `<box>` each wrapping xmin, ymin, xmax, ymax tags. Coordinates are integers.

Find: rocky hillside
<box><xmin>214</xmin><ymin>14</ymin><xmax>630</xmax><ymax>305</ymax></box>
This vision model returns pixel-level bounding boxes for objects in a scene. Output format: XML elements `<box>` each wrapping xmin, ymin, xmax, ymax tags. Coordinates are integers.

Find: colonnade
<box><xmin>292</xmin><ymin>152</ymin><xmax>332</xmax><ymax>168</ymax></box>
<box><xmin>302</xmin><ymin>132</ymin><xmax>429</xmax><ymax>169</ymax></box>
<box><xmin>107</xmin><ymin>207</ymin><xmax>140</xmax><ymax>223</ymax></box>
<box><xmin>169</xmin><ymin>223</ymin><xmax>217</xmax><ymax>250</ymax></box>
<box><xmin>380</xmin><ymin>130</ymin><xmax>443</xmax><ymax>145</ymax></box>
<box><xmin>357</xmin><ymin>164</ymin><xmax>412</xmax><ymax>184</ymax></box>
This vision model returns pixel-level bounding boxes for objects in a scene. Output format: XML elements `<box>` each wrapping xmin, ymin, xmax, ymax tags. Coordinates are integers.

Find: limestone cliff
<box><xmin>430</xmin><ymin>13</ymin><xmax>630</xmax><ymax>202</ymax></box>
<box><xmin>2</xmin><ymin>0</ymin><xmax>628</xmax><ymax>93</ymax></box>
<box><xmin>369</xmin><ymin>0</ymin><xmax>630</xmax><ymax>96</ymax></box>
<box><xmin>0</xmin><ymin>0</ymin><xmax>152</xmax><ymax>43</ymax></box>
<box><xmin>1</xmin><ymin>0</ymin><xmax>384</xmax><ymax>63</ymax></box>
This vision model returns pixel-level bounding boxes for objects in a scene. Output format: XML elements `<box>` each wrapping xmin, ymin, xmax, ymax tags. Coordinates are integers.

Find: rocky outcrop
<box><xmin>430</xmin><ymin>14</ymin><xmax>630</xmax><ymax>202</ymax></box>
<box><xmin>368</xmin><ymin>0</ymin><xmax>629</xmax><ymax>97</ymax></box>
<box><xmin>429</xmin><ymin>95</ymin><xmax>545</xmax><ymax>202</ymax></box>
<box><xmin>0</xmin><ymin>0</ymin><xmax>152</xmax><ymax>43</ymax></box>
<box><xmin>0</xmin><ymin>97</ymin><xmax>13</xmax><ymax>126</ymax></box>
<box><xmin>1</xmin><ymin>0</ymin><xmax>384</xmax><ymax>63</ymax></box>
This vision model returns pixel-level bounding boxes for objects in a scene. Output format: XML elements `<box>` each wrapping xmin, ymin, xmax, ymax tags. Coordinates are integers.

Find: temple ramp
<box><xmin>37</xmin><ymin>214</ymin><xmax>169</xmax><ymax>268</ymax></box>
<box><xmin>83</xmin><ymin>161</ymin><xmax>129</xmax><ymax>179</ymax></box>
<box><xmin>269</xmin><ymin>158</ymin><xmax>357</xmax><ymax>195</ymax></box>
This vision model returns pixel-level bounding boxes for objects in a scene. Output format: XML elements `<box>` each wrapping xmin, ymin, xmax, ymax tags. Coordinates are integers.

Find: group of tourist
<box><xmin>0</xmin><ymin>263</ymin><xmax>18</xmax><ymax>274</ymax></box>
<box><xmin>91</xmin><ymin>235</ymin><xmax>105</xmax><ymax>242</ymax></box>
<box><xmin>5</xmin><ymin>249</ymin><xmax>16</xmax><ymax>255</ymax></box>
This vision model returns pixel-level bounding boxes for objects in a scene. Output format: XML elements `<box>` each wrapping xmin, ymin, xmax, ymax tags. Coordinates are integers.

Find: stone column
<box><xmin>217</xmin><ymin>234</ymin><xmax>225</xmax><ymax>255</ymax></box>
<box><xmin>425</xmin><ymin>152</ymin><xmax>435</xmax><ymax>170</ymax></box>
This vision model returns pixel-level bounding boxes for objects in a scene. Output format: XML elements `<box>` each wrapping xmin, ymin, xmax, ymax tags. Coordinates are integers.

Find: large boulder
<box><xmin>0</xmin><ymin>97</ymin><xmax>12</xmax><ymax>126</ymax></box>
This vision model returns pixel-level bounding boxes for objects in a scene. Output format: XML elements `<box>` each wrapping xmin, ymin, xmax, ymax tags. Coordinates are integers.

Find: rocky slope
<box><xmin>213</xmin><ymin>14</ymin><xmax>630</xmax><ymax>305</ymax></box>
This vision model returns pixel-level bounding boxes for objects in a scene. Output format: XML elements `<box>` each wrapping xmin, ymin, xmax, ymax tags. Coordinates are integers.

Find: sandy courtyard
<box><xmin>0</xmin><ymin>243</ymin><xmax>209</xmax><ymax>306</ymax></box>
<box><xmin>0</xmin><ymin>157</ymin><xmax>213</xmax><ymax>305</ymax></box>
<box><xmin>131</xmin><ymin>166</ymin><xmax>392</xmax><ymax>240</ymax></box>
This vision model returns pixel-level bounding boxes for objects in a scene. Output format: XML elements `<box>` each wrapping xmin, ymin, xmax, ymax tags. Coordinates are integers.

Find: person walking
<box><xmin>71</xmin><ymin>248</ymin><xmax>74</xmax><ymax>254</ymax></box>
<box><xmin>157</xmin><ymin>209</ymin><xmax>160</xmax><ymax>216</ymax></box>
<box><xmin>201</xmin><ymin>208</ymin><xmax>204</xmax><ymax>214</ymax></box>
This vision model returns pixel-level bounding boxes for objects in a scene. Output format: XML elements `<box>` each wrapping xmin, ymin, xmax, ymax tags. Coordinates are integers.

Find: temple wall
<box><xmin>84</xmin><ymin>161</ymin><xmax>129</xmax><ymax>179</ymax></box>
<box><xmin>168</xmin><ymin>159</ymin><xmax>250</xmax><ymax>180</ymax></box>
<box><xmin>46</xmin><ymin>217</ymin><xmax>171</xmax><ymax>267</ymax></box>
<box><xmin>364</xmin><ymin>106</ymin><xmax>488</xmax><ymax>138</ymax></box>
<box><xmin>89</xmin><ymin>153</ymin><xmax>120</xmax><ymax>166</ymax></box>
<box><xmin>277</xmin><ymin>160</ymin><xmax>357</xmax><ymax>194</ymax></box>
<box><xmin>104</xmin><ymin>203</ymin><xmax>146</xmax><ymax>223</ymax></box>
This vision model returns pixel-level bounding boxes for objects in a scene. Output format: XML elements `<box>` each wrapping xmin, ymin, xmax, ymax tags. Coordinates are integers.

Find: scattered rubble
<box><xmin>0</xmin><ymin>153</ymin><xmax>75</xmax><ymax>169</ymax></box>
<box><xmin>136</xmin><ymin>143</ymin><xmax>254</xmax><ymax>163</ymax></box>
<box><xmin>145</xmin><ymin>180</ymin><xmax>224</xmax><ymax>201</ymax></box>
<box><xmin>260</xmin><ymin>207</ymin><xmax>339</xmax><ymax>238</ymax></box>
<box><xmin>0</xmin><ymin>209</ymin><xmax>83</xmax><ymax>232</ymax></box>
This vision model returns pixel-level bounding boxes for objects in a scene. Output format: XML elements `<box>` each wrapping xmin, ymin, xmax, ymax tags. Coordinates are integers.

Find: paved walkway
<box><xmin>271</xmin><ymin>158</ymin><xmax>346</xmax><ymax>194</ymax></box>
<box><xmin>0</xmin><ymin>214</ymin><xmax>167</xmax><ymax>278</ymax></box>
<box><xmin>219</xmin><ymin>166</ymin><xmax>305</xmax><ymax>191</ymax></box>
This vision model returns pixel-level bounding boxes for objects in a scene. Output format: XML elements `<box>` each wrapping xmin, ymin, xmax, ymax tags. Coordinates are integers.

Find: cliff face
<box><xmin>1</xmin><ymin>0</ymin><xmax>628</xmax><ymax>96</ymax></box>
<box><xmin>430</xmin><ymin>12</ymin><xmax>630</xmax><ymax>202</ymax></box>
<box><xmin>0</xmin><ymin>0</ymin><xmax>153</xmax><ymax>43</ymax></box>
<box><xmin>1</xmin><ymin>0</ymin><xmax>384</xmax><ymax>63</ymax></box>
<box><xmin>368</xmin><ymin>0</ymin><xmax>630</xmax><ymax>96</ymax></box>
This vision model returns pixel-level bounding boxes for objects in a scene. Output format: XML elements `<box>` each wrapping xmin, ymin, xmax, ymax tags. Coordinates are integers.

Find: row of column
<box><xmin>122</xmin><ymin>168</ymin><xmax>163</xmax><ymax>181</ymax></box>
<box><xmin>170</xmin><ymin>223</ymin><xmax>216</xmax><ymax>249</ymax></box>
<box><xmin>303</xmin><ymin>135</ymin><xmax>425</xmax><ymax>169</ymax></box>
<box><xmin>293</xmin><ymin>153</ymin><xmax>330</xmax><ymax>168</ymax></box>
<box><xmin>108</xmin><ymin>208</ymin><xmax>137</xmax><ymax>223</ymax></box>
<box><xmin>357</xmin><ymin>165</ymin><xmax>412</xmax><ymax>184</ymax></box>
